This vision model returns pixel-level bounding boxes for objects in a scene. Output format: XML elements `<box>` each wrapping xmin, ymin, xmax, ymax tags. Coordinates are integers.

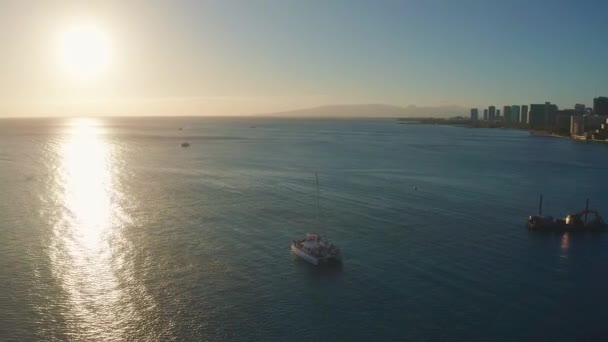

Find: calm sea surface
<box><xmin>2</xmin><ymin>117</ymin><xmax>608</xmax><ymax>341</ymax></box>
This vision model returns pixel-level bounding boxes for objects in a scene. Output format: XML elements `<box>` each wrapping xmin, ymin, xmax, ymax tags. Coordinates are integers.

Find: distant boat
<box><xmin>527</xmin><ymin>195</ymin><xmax>607</xmax><ymax>232</ymax></box>
<box><xmin>178</xmin><ymin>127</ymin><xmax>183</xmax><ymax>131</ymax></box>
<box><xmin>291</xmin><ymin>233</ymin><xmax>341</xmax><ymax>265</ymax></box>
<box><xmin>181</xmin><ymin>142</ymin><xmax>190</xmax><ymax>147</ymax></box>
<box><xmin>291</xmin><ymin>173</ymin><xmax>342</xmax><ymax>265</ymax></box>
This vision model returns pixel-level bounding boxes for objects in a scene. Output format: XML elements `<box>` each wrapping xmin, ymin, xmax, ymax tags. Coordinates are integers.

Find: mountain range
<box><xmin>258</xmin><ymin>104</ymin><xmax>468</xmax><ymax>118</ymax></box>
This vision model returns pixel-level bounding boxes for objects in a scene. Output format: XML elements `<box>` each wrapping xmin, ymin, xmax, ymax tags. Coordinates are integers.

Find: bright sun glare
<box><xmin>58</xmin><ymin>25</ymin><xmax>111</xmax><ymax>79</ymax></box>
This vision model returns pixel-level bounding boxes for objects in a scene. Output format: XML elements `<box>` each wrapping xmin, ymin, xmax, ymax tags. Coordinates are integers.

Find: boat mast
<box><xmin>584</xmin><ymin>198</ymin><xmax>589</xmax><ymax>224</ymax></box>
<box><xmin>538</xmin><ymin>194</ymin><xmax>543</xmax><ymax>216</ymax></box>
<box><xmin>315</xmin><ymin>172</ymin><xmax>321</xmax><ymax>230</ymax></box>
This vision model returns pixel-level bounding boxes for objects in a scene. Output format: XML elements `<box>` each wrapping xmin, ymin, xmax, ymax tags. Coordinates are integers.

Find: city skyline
<box><xmin>467</xmin><ymin>97</ymin><xmax>608</xmax><ymax>140</ymax></box>
<box><xmin>471</xmin><ymin>96</ymin><xmax>608</xmax><ymax>120</ymax></box>
<box><xmin>1</xmin><ymin>0</ymin><xmax>608</xmax><ymax>117</ymax></box>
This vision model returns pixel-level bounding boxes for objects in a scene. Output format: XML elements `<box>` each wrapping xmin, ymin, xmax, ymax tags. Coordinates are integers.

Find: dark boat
<box><xmin>527</xmin><ymin>195</ymin><xmax>607</xmax><ymax>232</ymax></box>
<box><xmin>181</xmin><ymin>142</ymin><xmax>190</xmax><ymax>147</ymax></box>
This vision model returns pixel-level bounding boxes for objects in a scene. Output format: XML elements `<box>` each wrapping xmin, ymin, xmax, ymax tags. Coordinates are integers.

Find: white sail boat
<box><xmin>291</xmin><ymin>173</ymin><xmax>341</xmax><ymax>265</ymax></box>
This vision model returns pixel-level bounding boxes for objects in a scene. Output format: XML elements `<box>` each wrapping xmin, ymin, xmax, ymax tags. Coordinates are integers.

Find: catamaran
<box><xmin>291</xmin><ymin>173</ymin><xmax>341</xmax><ymax>265</ymax></box>
<box><xmin>527</xmin><ymin>195</ymin><xmax>607</xmax><ymax>232</ymax></box>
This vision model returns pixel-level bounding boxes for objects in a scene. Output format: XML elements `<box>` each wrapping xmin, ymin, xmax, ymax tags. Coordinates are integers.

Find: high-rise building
<box><xmin>575</xmin><ymin>103</ymin><xmax>586</xmax><ymax>114</ymax></box>
<box><xmin>546</xmin><ymin>102</ymin><xmax>559</xmax><ymax>127</ymax></box>
<box><xmin>555</xmin><ymin>110</ymin><xmax>575</xmax><ymax>135</ymax></box>
<box><xmin>571</xmin><ymin>115</ymin><xmax>585</xmax><ymax>136</ymax></box>
<box><xmin>529</xmin><ymin>102</ymin><xmax>558</xmax><ymax>129</ymax></box>
<box><xmin>511</xmin><ymin>105</ymin><xmax>521</xmax><ymax>123</ymax></box>
<box><xmin>529</xmin><ymin>104</ymin><xmax>545</xmax><ymax>129</ymax></box>
<box><xmin>489</xmin><ymin>106</ymin><xmax>496</xmax><ymax>121</ymax></box>
<box><xmin>594</xmin><ymin>97</ymin><xmax>608</xmax><ymax>115</ymax></box>
<box><xmin>483</xmin><ymin>109</ymin><xmax>488</xmax><ymax>121</ymax></box>
<box><xmin>470</xmin><ymin>108</ymin><xmax>479</xmax><ymax>121</ymax></box>
<box><xmin>521</xmin><ymin>105</ymin><xmax>529</xmax><ymax>124</ymax></box>
<box><xmin>503</xmin><ymin>106</ymin><xmax>512</xmax><ymax>122</ymax></box>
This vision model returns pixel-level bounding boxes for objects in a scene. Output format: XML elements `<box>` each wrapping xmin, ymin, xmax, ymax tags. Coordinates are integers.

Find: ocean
<box><xmin>1</xmin><ymin>117</ymin><xmax>608</xmax><ymax>341</ymax></box>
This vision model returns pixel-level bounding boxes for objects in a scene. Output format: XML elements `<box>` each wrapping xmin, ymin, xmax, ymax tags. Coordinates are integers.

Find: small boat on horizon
<box><xmin>181</xmin><ymin>142</ymin><xmax>190</xmax><ymax>147</ymax></box>
<box><xmin>291</xmin><ymin>173</ymin><xmax>342</xmax><ymax>265</ymax></box>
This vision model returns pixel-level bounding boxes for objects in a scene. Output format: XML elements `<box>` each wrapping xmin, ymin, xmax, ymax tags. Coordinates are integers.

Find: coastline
<box><xmin>397</xmin><ymin>117</ymin><xmax>608</xmax><ymax>143</ymax></box>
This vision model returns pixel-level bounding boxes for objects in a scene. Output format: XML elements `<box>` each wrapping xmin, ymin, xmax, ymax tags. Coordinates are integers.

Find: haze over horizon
<box><xmin>1</xmin><ymin>0</ymin><xmax>607</xmax><ymax>117</ymax></box>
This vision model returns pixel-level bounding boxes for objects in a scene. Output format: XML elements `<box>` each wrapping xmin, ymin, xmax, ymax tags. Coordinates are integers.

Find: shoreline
<box><xmin>396</xmin><ymin>117</ymin><xmax>608</xmax><ymax>143</ymax></box>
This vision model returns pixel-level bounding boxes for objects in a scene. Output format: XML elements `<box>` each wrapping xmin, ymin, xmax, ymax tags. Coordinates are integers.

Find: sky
<box><xmin>1</xmin><ymin>0</ymin><xmax>607</xmax><ymax>117</ymax></box>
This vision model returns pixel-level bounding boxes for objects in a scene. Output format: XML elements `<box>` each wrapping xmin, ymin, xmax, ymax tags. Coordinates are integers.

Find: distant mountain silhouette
<box><xmin>259</xmin><ymin>104</ymin><xmax>467</xmax><ymax>118</ymax></box>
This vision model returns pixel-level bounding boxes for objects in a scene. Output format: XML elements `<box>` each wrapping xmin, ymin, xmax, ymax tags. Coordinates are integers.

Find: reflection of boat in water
<box><xmin>527</xmin><ymin>195</ymin><xmax>607</xmax><ymax>232</ymax></box>
<box><xmin>291</xmin><ymin>173</ymin><xmax>342</xmax><ymax>265</ymax></box>
<box><xmin>181</xmin><ymin>142</ymin><xmax>190</xmax><ymax>147</ymax></box>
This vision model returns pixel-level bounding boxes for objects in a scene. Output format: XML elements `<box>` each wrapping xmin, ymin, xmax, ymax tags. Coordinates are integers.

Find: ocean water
<box><xmin>2</xmin><ymin>117</ymin><xmax>608</xmax><ymax>341</ymax></box>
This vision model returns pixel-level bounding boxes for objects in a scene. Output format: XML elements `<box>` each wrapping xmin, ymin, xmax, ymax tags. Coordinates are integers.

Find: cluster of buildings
<box><xmin>469</xmin><ymin>96</ymin><xmax>608</xmax><ymax>140</ymax></box>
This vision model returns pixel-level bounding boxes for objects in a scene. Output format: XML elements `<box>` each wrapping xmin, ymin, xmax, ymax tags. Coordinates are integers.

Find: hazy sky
<box><xmin>1</xmin><ymin>0</ymin><xmax>607</xmax><ymax>117</ymax></box>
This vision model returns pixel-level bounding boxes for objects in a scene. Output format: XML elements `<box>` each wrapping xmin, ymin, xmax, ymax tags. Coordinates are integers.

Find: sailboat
<box><xmin>527</xmin><ymin>195</ymin><xmax>607</xmax><ymax>232</ymax></box>
<box><xmin>291</xmin><ymin>173</ymin><xmax>342</xmax><ymax>265</ymax></box>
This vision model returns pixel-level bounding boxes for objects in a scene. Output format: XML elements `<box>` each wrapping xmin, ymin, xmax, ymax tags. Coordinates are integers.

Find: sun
<box><xmin>57</xmin><ymin>24</ymin><xmax>111</xmax><ymax>80</ymax></box>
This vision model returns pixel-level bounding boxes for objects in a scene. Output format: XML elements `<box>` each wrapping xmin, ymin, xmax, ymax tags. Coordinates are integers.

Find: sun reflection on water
<box><xmin>49</xmin><ymin>118</ymin><xmax>134</xmax><ymax>340</ymax></box>
<box><xmin>62</xmin><ymin>120</ymin><xmax>112</xmax><ymax>249</ymax></box>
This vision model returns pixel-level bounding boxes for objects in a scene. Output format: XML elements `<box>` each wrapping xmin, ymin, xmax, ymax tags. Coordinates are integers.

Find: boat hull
<box><xmin>527</xmin><ymin>215</ymin><xmax>607</xmax><ymax>233</ymax></box>
<box><xmin>291</xmin><ymin>244</ymin><xmax>319</xmax><ymax>265</ymax></box>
